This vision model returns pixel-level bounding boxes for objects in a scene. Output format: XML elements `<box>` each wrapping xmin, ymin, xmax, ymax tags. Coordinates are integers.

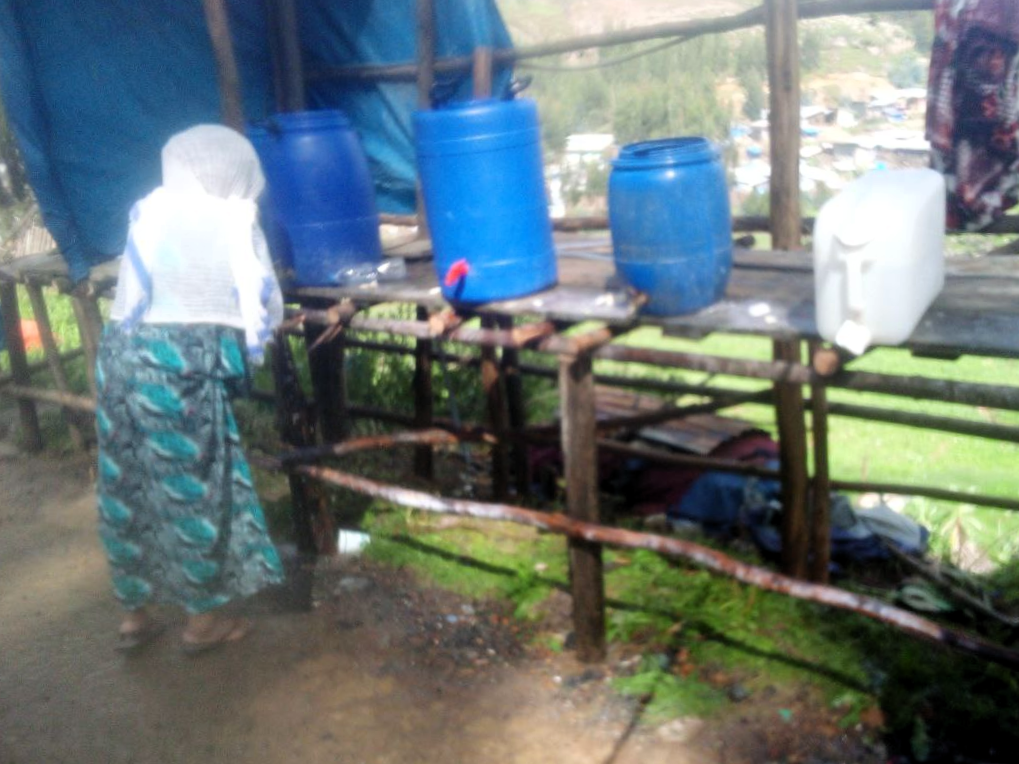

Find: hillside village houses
<box><xmin>731</xmin><ymin>87</ymin><xmax>930</xmax><ymax>206</ymax></box>
<box><xmin>548</xmin><ymin>86</ymin><xmax>931</xmax><ymax>216</ymax></box>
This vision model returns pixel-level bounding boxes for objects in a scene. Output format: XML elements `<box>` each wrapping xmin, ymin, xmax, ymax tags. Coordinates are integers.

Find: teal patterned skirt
<box><xmin>95</xmin><ymin>322</ymin><xmax>283</xmax><ymax>614</ymax></box>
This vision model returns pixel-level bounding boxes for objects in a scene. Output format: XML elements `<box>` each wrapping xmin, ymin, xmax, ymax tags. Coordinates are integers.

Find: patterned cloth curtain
<box><xmin>927</xmin><ymin>0</ymin><xmax>1019</xmax><ymax>230</ymax></box>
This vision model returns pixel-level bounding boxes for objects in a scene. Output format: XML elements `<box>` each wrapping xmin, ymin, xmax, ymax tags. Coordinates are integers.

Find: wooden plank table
<box><xmin>291</xmin><ymin>234</ymin><xmax>1019</xmax><ymax>358</ymax></box>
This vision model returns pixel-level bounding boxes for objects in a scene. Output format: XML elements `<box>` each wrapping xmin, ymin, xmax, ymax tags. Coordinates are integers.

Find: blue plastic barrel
<box><xmin>414</xmin><ymin>98</ymin><xmax>556</xmax><ymax>305</ymax></box>
<box><xmin>249</xmin><ymin>110</ymin><xmax>382</xmax><ymax>286</ymax></box>
<box><xmin>609</xmin><ymin>137</ymin><xmax>732</xmax><ymax>316</ymax></box>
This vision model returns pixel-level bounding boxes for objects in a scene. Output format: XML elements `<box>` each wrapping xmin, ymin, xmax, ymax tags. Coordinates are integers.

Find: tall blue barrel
<box><xmin>249</xmin><ymin>110</ymin><xmax>382</xmax><ymax>286</ymax></box>
<box><xmin>414</xmin><ymin>98</ymin><xmax>556</xmax><ymax>305</ymax></box>
<box><xmin>609</xmin><ymin>137</ymin><xmax>732</xmax><ymax>316</ymax></box>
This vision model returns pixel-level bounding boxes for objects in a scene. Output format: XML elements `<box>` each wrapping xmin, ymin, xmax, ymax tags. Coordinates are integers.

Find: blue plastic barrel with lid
<box><xmin>249</xmin><ymin>110</ymin><xmax>382</xmax><ymax>286</ymax></box>
<box><xmin>414</xmin><ymin>98</ymin><xmax>556</xmax><ymax>305</ymax></box>
<box><xmin>609</xmin><ymin>137</ymin><xmax>732</xmax><ymax>316</ymax></box>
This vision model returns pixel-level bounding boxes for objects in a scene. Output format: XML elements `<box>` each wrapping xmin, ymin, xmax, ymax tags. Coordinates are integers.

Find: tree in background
<box><xmin>801</xmin><ymin>26</ymin><xmax>823</xmax><ymax>72</ymax></box>
<box><xmin>743</xmin><ymin>69</ymin><xmax>765</xmax><ymax>121</ymax></box>
<box><xmin>888</xmin><ymin>52</ymin><xmax>926</xmax><ymax>89</ymax></box>
<box><xmin>528</xmin><ymin>33</ymin><xmax>735</xmax><ymax>153</ymax></box>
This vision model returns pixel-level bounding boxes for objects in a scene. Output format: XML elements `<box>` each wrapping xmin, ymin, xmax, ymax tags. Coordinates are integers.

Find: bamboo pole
<box><xmin>202</xmin><ymin>0</ymin><xmax>246</xmax><ymax>131</ymax></box>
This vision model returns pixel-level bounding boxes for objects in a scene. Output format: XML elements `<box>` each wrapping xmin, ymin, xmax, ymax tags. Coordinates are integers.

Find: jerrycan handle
<box><xmin>839</xmin><ymin>249</ymin><xmax>877</xmax><ymax>316</ymax></box>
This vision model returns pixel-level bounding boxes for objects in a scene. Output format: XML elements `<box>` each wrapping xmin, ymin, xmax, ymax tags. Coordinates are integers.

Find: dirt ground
<box><xmin>0</xmin><ymin>423</ymin><xmax>884</xmax><ymax>764</ymax></box>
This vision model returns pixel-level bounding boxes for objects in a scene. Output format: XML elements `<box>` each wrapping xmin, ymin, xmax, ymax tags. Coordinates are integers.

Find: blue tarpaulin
<box><xmin>0</xmin><ymin>0</ymin><xmax>513</xmax><ymax>283</ymax></box>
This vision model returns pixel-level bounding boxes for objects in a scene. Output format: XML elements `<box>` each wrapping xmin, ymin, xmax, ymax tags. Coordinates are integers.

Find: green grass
<box><xmin>342</xmin><ymin>324</ymin><xmax>1019</xmax><ymax>756</ymax></box>
<box><xmin>358</xmin><ymin>502</ymin><xmax>1019</xmax><ymax>755</ymax></box>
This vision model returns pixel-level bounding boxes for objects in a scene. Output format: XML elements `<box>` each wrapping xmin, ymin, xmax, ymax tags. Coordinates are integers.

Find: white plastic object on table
<box><xmin>813</xmin><ymin>168</ymin><xmax>946</xmax><ymax>355</ymax></box>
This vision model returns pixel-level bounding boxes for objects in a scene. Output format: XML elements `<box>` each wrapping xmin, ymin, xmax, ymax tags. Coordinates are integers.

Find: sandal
<box><xmin>181</xmin><ymin>617</ymin><xmax>252</xmax><ymax>656</ymax></box>
<box><xmin>115</xmin><ymin>621</ymin><xmax>166</xmax><ymax>654</ymax></box>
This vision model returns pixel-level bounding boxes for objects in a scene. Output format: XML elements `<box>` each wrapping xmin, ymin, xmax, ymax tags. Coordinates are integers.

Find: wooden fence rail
<box><xmin>270</xmin><ymin>429</ymin><xmax>1019</xmax><ymax>671</ymax></box>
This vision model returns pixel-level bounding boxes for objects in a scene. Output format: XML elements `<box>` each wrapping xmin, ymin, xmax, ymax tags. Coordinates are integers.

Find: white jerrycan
<box><xmin>813</xmin><ymin>169</ymin><xmax>945</xmax><ymax>355</ymax></box>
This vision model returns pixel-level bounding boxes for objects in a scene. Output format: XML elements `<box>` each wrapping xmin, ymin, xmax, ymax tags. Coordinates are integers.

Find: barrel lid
<box><xmin>248</xmin><ymin>109</ymin><xmax>352</xmax><ymax>137</ymax></box>
<box><xmin>613</xmin><ymin>137</ymin><xmax>719</xmax><ymax>169</ymax></box>
<box><xmin>414</xmin><ymin>98</ymin><xmax>539</xmax><ymax>143</ymax></box>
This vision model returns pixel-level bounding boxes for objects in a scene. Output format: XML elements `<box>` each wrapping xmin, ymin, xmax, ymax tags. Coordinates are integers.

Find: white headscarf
<box><xmin>111</xmin><ymin>125</ymin><xmax>283</xmax><ymax>365</ymax></box>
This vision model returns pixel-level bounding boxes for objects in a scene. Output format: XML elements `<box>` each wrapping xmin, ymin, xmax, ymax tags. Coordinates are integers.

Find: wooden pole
<box><xmin>298</xmin><ymin>309</ymin><xmax>1019</xmax><ymax>413</ymax></box>
<box><xmin>560</xmin><ymin>351</ymin><xmax>606</xmax><ymax>663</ymax></box>
<box><xmin>499</xmin><ymin>316</ymin><xmax>531</xmax><ymax>496</ymax></box>
<box><xmin>0</xmin><ymin>348</ymin><xmax>84</xmax><ymax>387</ymax></box>
<box><xmin>412</xmin><ymin>0</ymin><xmax>436</xmax><ymax>462</ymax></box>
<box><xmin>0</xmin><ymin>385</ymin><xmax>95</xmax><ymax>413</ymax></box>
<box><xmin>415</xmin><ymin>0</ymin><xmax>436</xmax><ymax>234</ymax></box>
<box><xmin>276</xmin><ymin>0</ymin><xmax>305</xmax><ymax>112</ymax></box>
<box><xmin>480</xmin><ymin>316</ymin><xmax>510</xmax><ymax>500</ymax></box>
<box><xmin>291</xmin><ymin>457</ymin><xmax>1019</xmax><ymax>671</ymax></box>
<box><xmin>202</xmin><ymin>0</ymin><xmax>246</xmax><ymax>131</ymax></box>
<box><xmin>25</xmin><ymin>285</ymin><xmax>87</xmax><ymax>450</ymax></box>
<box><xmin>472</xmin><ymin>46</ymin><xmax>494</xmax><ymax>99</ymax></box>
<box><xmin>270</xmin><ymin>334</ymin><xmax>337</xmax><ymax>557</ymax></box>
<box><xmin>69</xmin><ymin>295</ymin><xmax>101</xmax><ymax>396</ymax></box>
<box><xmin>766</xmin><ymin>0</ymin><xmax>809</xmax><ymax>579</ymax></box>
<box><xmin>413</xmin><ymin>306</ymin><xmax>435</xmax><ymax>480</ymax></box>
<box><xmin>0</xmin><ymin>282</ymin><xmax>42</xmax><ymax>451</ymax></box>
<box><xmin>304</xmin><ymin>324</ymin><xmax>349</xmax><ymax>444</ymax></box>
<box><xmin>308</xmin><ymin>0</ymin><xmax>933</xmax><ymax>85</ymax></box>
<box><xmin>808</xmin><ymin>342</ymin><xmax>831</xmax><ymax>584</ymax></box>
<box><xmin>469</xmin><ymin>53</ymin><xmax>511</xmax><ymax>499</ymax></box>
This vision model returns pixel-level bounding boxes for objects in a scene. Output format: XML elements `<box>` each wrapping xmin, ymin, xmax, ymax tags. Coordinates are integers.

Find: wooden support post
<box><xmin>560</xmin><ymin>351</ymin><xmax>606</xmax><ymax>663</ymax></box>
<box><xmin>766</xmin><ymin>0</ymin><xmax>810</xmax><ymax>579</ymax></box>
<box><xmin>481</xmin><ymin>315</ymin><xmax>510</xmax><ymax>500</ymax></box>
<box><xmin>270</xmin><ymin>334</ymin><xmax>337</xmax><ymax>558</ymax></box>
<box><xmin>25</xmin><ymin>285</ymin><xmax>87</xmax><ymax>450</ymax></box>
<box><xmin>414</xmin><ymin>305</ymin><xmax>435</xmax><ymax>480</ymax></box>
<box><xmin>304</xmin><ymin>323</ymin><xmax>349</xmax><ymax>444</ymax></box>
<box><xmin>415</xmin><ymin>0</ymin><xmax>436</xmax><ymax>233</ymax></box>
<box><xmin>275</xmin><ymin>0</ymin><xmax>305</xmax><ymax>112</ymax></box>
<box><xmin>773</xmin><ymin>338</ymin><xmax>810</xmax><ymax>580</ymax></box>
<box><xmin>69</xmin><ymin>294</ymin><xmax>102</xmax><ymax>396</ymax></box>
<box><xmin>766</xmin><ymin>0</ymin><xmax>802</xmax><ymax>248</ymax></box>
<box><xmin>499</xmin><ymin>316</ymin><xmax>530</xmax><ymax>496</ymax></box>
<box><xmin>472</xmin><ymin>46</ymin><xmax>494</xmax><ymax>98</ymax></box>
<box><xmin>0</xmin><ymin>282</ymin><xmax>42</xmax><ymax>451</ymax></box>
<box><xmin>202</xmin><ymin>0</ymin><xmax>246</xmax><ymax>131</ymax></box>
<box><xmin>809</xmin><ymin>341</ymin><xmax>832</xmax><ymax>584</ymax></box>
